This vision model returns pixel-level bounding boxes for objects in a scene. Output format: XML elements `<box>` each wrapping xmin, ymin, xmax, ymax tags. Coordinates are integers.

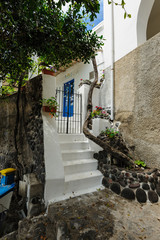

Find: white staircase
<box><xmin>59</xmin><ymin>133</ymin><xmax>103</xmax><ymax>196</ymax></box>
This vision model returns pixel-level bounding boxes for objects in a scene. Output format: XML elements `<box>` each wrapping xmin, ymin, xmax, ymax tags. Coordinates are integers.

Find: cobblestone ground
<box><xmin>109</xmin><ymin>193</ymin><xmax>160</xmax><ymax>240</ymax></box>
<box><xmin>1</xmin><ymin>188</ymin><xmax>160</xmax><ymax>239</ymax></box>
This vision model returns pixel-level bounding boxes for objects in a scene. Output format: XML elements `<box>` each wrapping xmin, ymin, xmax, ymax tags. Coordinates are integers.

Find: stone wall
<box><xmin>114</xmin><ymin>32</ymin><xmax>160</xmax><ymax>168</ymax></box>
<box><xmin>0</xmin><ymin>75</ymin><xmax>45</xmax><ymax>183</ymax></box>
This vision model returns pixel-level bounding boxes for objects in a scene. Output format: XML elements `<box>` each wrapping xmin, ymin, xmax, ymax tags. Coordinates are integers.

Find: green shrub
<box><xmin>134</xmin><ymin>160</ymin><xmax>146</xmax><ymax>168</ymax></box>
<box><xmin>101</xmin><ymin>128</ymin><xmax>119</xmax><ymax>138</ymax></box>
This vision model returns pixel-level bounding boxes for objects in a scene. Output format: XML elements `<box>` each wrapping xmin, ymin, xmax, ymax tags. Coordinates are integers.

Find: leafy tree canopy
<box><xmin>0</xmin><ymin>0</ymin><xmax>130</xmax><ymax>95</ymax></box>
<box><xmin>57</xmin><ymin>0</ymin><xmax>100</xmax><ymax>21</ymax></box>
<box><xmin>0</xmin><ymin>0</ymin><xmax>104</xmax><ymax>95</ymax></box>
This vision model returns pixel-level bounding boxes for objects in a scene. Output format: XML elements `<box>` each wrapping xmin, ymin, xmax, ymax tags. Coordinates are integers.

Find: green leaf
<box><xmin>121</xmin><ymin>0</ymin><xmax>126</xmax><ymax>6</ymax></box>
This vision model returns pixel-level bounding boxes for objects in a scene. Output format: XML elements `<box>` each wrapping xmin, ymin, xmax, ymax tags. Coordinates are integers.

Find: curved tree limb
<box><xmin>83</xmin><ymin>56</ymin><xmax>135</xmax><ymax>167</ymax></box>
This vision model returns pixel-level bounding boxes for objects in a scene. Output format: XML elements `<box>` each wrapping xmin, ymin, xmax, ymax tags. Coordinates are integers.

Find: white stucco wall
<box><xmin>99</xmin><ymin>0</ymin><xmax>155</xmax><ymax>111</ymax></box>
<box><xmin>56</xmin><ymin>62</ymin><xmax>93</xmax><ymax>91</ymax></box>
<box><xmin>103</xmin><ymin>0</ymin><xmax>155</xmax><ymax>68</ymax></box>
<box><xmin>56</xmin><ymin>61</ymin><xmax>105</xmax><ymax>93</ymax></box>
<box><xmin>42</xmin><ymin>73</ymin><xmax>65</xmax><ymax>203</ymax></box>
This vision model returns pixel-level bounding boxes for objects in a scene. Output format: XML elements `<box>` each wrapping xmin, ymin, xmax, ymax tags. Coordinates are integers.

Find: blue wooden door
<box><xmin>63</xmin><ymin>79</ymin><xmax>74</xmax><ymax>117</ymax></box>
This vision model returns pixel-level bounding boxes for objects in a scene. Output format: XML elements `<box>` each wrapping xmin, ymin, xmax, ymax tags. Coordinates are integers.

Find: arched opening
<box><xmin>147</xmin><ymin>0</ymin><xmax>160</xmax><ymax>40</ymax></box>
<box><xmin>137</xmin><ymin>0</ymin><xmax>154</xmax><ymax>46</ymax></box>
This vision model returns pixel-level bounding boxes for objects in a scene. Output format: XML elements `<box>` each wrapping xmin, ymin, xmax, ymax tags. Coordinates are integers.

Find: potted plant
<box><xmin>41</xmin><ymin>97</ymin><xmax>58</xmax><ymax>118</ymax></box>
<box><xmin>90</xmin><ymin>106</ymin><xmax>110</xmax><ymax>119</ymax></box>
<box><xmin>40</xmin><ymin>62</ymin><xmax>57</xmax><ymax>76</ymax></box>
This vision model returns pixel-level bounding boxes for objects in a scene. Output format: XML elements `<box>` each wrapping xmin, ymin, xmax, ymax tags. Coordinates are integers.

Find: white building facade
<box><xmin>56</xmin><ymin>0</ymin><xmax>160</xmax><ymax>116</ymax></box>
<box><xmin>42</xmin><ymin>0</ymin><xmax>160</xmax><ymax>204</ymax></box>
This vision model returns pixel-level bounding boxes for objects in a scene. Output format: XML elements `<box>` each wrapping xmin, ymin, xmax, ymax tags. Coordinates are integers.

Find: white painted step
<box><xmin>64</xmin><ymin>159</ymin><xmax>98</xmax><ymax>175</ymax></box>
<box><xmin>60</xmin><ymin>141</ymin><xmax>90</xmax><ymax>151</ymax></box>
<box><xmin>48</xmin><ymin>185</ymin><xmax>105</xmax><ymax>204</ymax></box>
<box><xmin>62</xmin><ymin>149</ymin><xmax>94</xmax><ymax>161</ymax></box>
<box><xmin>64</xmin><ymin>170</ymin><xmax>103</xmax><ymax>193</ymax></box>
<box><xmin>58</xmin><ymin>134</ymin><xmax>87</xmax><ymax>143</ymax></box>
<box><xmin>57</xmin><ymin>128</ymin><xmax>81</xmax><ymax>134</ymax></box>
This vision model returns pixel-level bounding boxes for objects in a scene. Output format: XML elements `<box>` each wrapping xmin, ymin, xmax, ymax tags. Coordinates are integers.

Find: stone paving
<box><xmin>1</xmin><ymin>188</ymin><xmax>160</xmax><ymax>240</ymax></box>
<box><xmin>109</xmin><ymin>192</ymin><xmax>160</xmax><ymax>240</ymax></box>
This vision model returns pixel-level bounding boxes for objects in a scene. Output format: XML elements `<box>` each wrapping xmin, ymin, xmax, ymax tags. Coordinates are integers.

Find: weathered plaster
<box><xmin>114</xmin><ymin>32</ymin><xmax>160</xmax><ymax>168</ymax></box>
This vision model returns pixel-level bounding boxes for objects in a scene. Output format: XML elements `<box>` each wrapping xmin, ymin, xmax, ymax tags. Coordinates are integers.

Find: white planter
<box><xmin>92</xmin><ymin>118</ymin><xmax>111</xmax><ymax>137</ymax></box>
<box><xmin>88</xmin><ymin>118</ymin><xmax>111</xmax><ymax>152</ymax></box>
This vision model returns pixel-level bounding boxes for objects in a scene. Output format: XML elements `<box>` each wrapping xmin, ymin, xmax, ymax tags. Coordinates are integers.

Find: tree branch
<box><xmin>83</xmin><ymin>56</ymin><xmax>135</xmax><ymax>167</ymax></box>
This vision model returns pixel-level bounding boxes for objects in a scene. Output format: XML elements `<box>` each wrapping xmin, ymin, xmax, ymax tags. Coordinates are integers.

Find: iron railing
<box><xmin>56</xmin><ymin>88</ymin><xmax>82</xmax><ymax>134</ymax></box>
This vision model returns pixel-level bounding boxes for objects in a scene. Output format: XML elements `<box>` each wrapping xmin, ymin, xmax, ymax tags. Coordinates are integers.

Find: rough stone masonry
<box><xmin>0</xmin><ymin>75</ymin><xmax>45</xmax><ymax>183</ymax></box>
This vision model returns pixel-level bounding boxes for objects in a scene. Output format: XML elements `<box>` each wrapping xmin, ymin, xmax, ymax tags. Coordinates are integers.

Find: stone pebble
<box><xmin>121</xmin><ymin>188</ymin><xmax>135</xmax><ymax>200</ymax></box>
<box><xmin>102</xmin><ymin>177</ymin><xmax>110</xmax><ymax>188</ymax></box>
<box><xmin>136</xmin><ymin>188</ymin><xmax>147</xmax><ymax>203</ymax></box>
<box><xmin>156</xmin><ymin>186</ymin><xmax>160</xmax><ymax>196</ymax></box>
<box><xmin>110</xmin><ymin>183</ymin><xmax>121</xmax><ymax>195</ymax></box>
<box><xmin>150</xmin><ymin>183</ymin><xmax>155</xmax><ymax>191</ymax></box>
<box><xmin>148</xmin><ymin>190</ymin><xmax>158</xmax><ymax>203</ymax></box>
<box><xmin>142</xmin><ymin>183</ymin><xmax>150</xmax><ymax>190</ymax></box>
<box><xmin>119</xmin><ymin>180</ymin><xmax>126</xmax><ymax>187</ymax></box>
<box><xmin>129</xmin><ymin>183</ymin><xmax>140</xmax><ymax>189</ymax></box>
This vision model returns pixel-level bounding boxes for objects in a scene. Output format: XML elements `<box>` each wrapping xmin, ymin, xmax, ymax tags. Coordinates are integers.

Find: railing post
<box><xmin>80</xmin><ymin>94</ymin><xmax>82</xmax><ymax>133</ymax></box>
<box><xmin>66</xmin><ymin>89</ymin><xmax>70</xmax><ymax>134</ymax></box>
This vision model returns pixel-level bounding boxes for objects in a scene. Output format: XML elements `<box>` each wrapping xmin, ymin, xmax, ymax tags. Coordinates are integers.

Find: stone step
<box><xmin>64</xmin><ymin>170</ymin><xmax>103</xmax><ymax>194</ymax></box>
<box><xmin>64</xmin><ymin>159</ymin><xmax>98</xmax><ymax>175</ymax></box>
<box><xmin>61</xmin><ymin>149</ymin><xmax>94</xmax><ymax>161</ymax></box>
<box><xmin>60</xmin><ymin>141</ymin><xmax>90</xmax><ymax>151</ymax></box>
<box><xmin>58</xmin><ymin>134</ymin><xmax>87</xmax><ymax>143</ymax></box>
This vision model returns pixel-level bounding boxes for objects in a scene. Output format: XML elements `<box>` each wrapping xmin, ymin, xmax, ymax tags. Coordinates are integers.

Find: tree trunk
<box><xmin>83</xmin><ymin>56</ymin><xmax>135</xmax><ymax>167</ymax></box>
<box><xmin>14</xmin><ymin>74</ymin><xmax>25</xmax><ymax>179</ymax></box>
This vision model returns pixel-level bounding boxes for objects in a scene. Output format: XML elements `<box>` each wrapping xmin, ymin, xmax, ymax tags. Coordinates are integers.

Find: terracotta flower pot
<box><xmin>42</xmin><ymin>69</ymin><xmax>56</xmax><ymax>76</ymax></box>
<box><xmin>42</xmin><ymin>106</ymin><xmax>56</xmax><ymax>113</ymax></box>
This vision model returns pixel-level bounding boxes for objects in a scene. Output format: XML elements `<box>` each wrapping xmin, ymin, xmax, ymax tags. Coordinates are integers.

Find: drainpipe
<box><xmin>110</xmin><ymin>2</ymin><xmax>115</xmax><ymax>120</ymax></box>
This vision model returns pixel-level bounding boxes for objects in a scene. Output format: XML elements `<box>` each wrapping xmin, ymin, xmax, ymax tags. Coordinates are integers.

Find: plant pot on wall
<box><xmin>42</xmin><ymin>106</ymin><xmax>56</xmax><ymax>113</ymax></box>
<box><xmin>41</xmin><ymin>97</ymin><xmax>58</xmax><ymax>118</ymax></box>
<box><xmin>42</xmin><ymin>69</ymin><xmax>56</xmax><ymax>76</ymax></box>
